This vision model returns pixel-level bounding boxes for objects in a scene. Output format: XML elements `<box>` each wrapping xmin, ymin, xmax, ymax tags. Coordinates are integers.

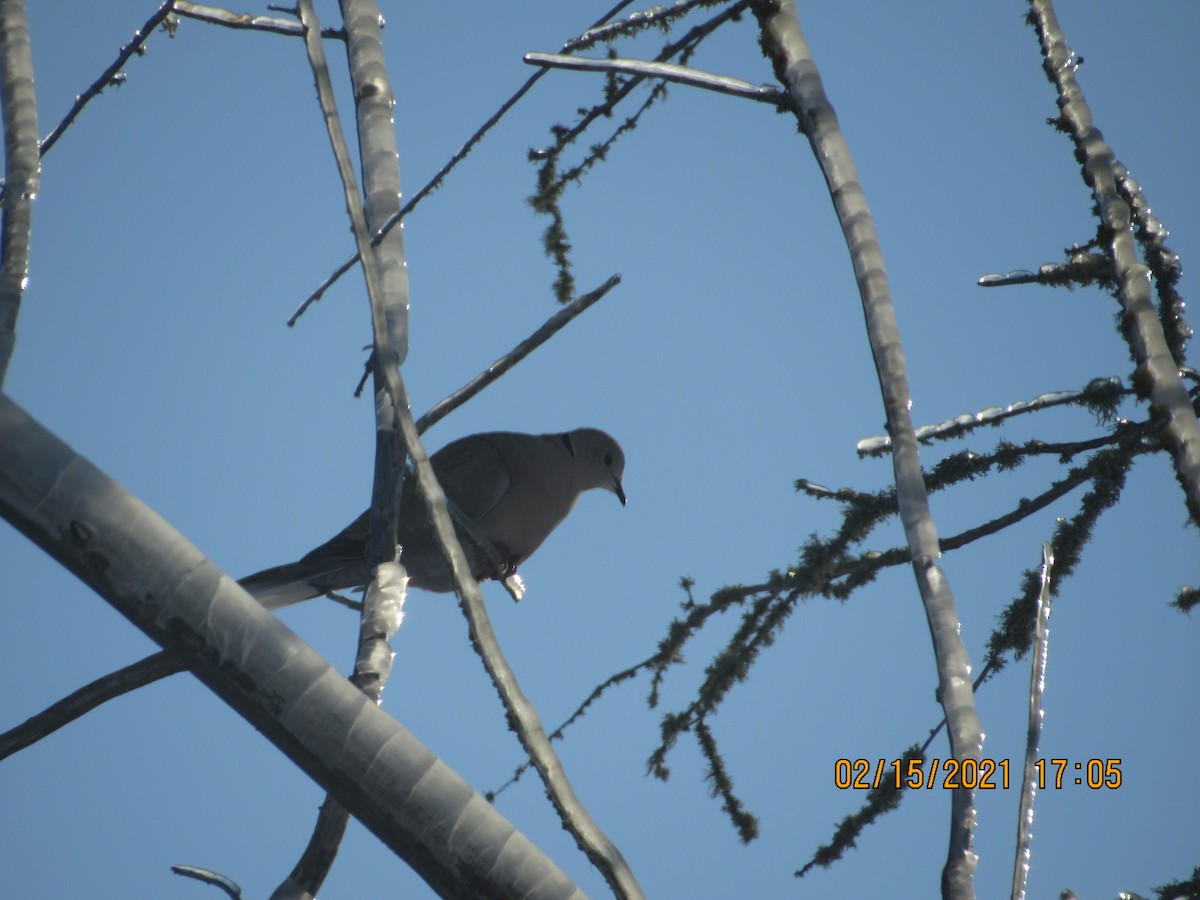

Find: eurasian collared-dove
<box><xmin>241</xmin><ymin>428</ymin><xmax>625</xmax><ymax>608</ymax></box>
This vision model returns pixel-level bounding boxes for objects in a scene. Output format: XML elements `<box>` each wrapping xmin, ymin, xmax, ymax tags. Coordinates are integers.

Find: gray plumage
<box><xmin>240</xmin><ymin>428</ymin><xmax>626</xmax><ymax>608</ymax></box>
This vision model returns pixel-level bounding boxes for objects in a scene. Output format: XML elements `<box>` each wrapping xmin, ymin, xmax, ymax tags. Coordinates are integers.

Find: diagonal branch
<box><xmin>414</xmin><ymin>273</ymin><xmax>621</xmax><ymax>433</ymax></box>
<box><xmin>0</xmin><ymin>651</ymin><xmax>182</xmax><ymax>761</ymax></box>
<box><xmin>488</xmin><ymin>647</ymin><xmax>667</xmax><ymax>800</ymax></box>
<box><xmin>38</xmin><ymin>1</ymin><xmax>175</xmax><ymax>159</ymax></box>
<box><xmin>290</xmin><ymin>0</ymin><xmax>640</xmax><ymax>322</ymax></box>
<box><xmin>302</xmin><ymin>4</ymin><xmax>642</xmax><ymax>883</ymax></box>
<box><xmin>528</xmin><ymin>0</ymin><xmax>752</xmax><ymax>302</ymax></box>
<box><xmin>36</xmin><ymin>1</ymin><xmax>348</xmax><ymax>172</ymax></box>
<box><xmin>523</xmin><ymin>52</ymin><xmax>789</xmax><ymax>108</ymax></box>
<box><xmin>1010</xmin><ymin>544</ymin><xmax>1053</xmax><ymax>900</ymax></box>
<box><xmin>290</xmin><ymin>2</ymin><xmax>643</xmax><ymax>896</ymax></box>
<box><xmin>0</xmin><ymin>394</ymin><xmax>584</xmax><ymax>899</ymax></box>
<box><xmin>1028</xmin><ymin>0</ymin><xmax>1200</xmax><ymax>525</ymax></box>
<box><xmin>171</xmin><ymin>865</ymin><xmax>242</xmax><ymax>899</ymax></box>
<box><xmin>0</xmin><ymin>276</ymin><xmax>622</xmax><ymax>762</ymax></box>
<box><xmin>565</xmin><ymin>0</ymin><xmax>723</xmax><ymax>52</ymax></box>
<box><xmin>856</xmin><ymin>376</ymin><xmax>1129</xmax><ymax>456</ymax></box>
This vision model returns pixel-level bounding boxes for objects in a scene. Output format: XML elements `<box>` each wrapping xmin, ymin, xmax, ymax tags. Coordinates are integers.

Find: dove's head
<box><xmin>567</xmin><ymin>428</ymin><xmax>626</xmax><ymax>506</ymax></box>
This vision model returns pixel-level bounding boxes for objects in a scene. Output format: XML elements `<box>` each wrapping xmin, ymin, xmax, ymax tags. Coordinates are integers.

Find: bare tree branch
<box><xmin>1028</xmin><ymin>0</ymin><xmax>1200</xmax><ymax>526</ymax></box>
<box><xmin>564</xmin><ymin>0</ymin><xmax>725</xmax><ymax>52</ymax></box>
<box><xmin>171</xmin><ymin>864</ymin><xmax>243</xmax><ymax>898</ymax></box>
<box><xmin>267</xmin><ymin>1</ymin><xmax>411</xmax><ymax>893</ymax></box>
<box><xmin>488</xmin><ymin>647</ymin><xmax>664</xmax><ymax>800</ymax></box>
<box><xmin>38</xmin><ymin>1</ymin><xmax>175</xmax><ymax>159</ymax></box>
<box><xmin>528</xmin><ymin>0</ymin><xmax>752</xmax><ymax>302</ymax></box>
<box><xmin>524</xmin><ymin>51</ymin><xmax>789</xmax><ymax>108</ymax></box>
<box><xmin>289</xmin><ymin>1</ymin><xmax>639</xmax><ymax>323</ymax></box>
<box><xmin>856</xmin><ymin>377</ymin><xmax>1129</xmax><ymax>455</ymax></box>
<box><xmin>0</xmin><ymin>651</ymin><xmax>182</xmax><ymax>761</ymax></box>
<box><xmin>1010</xmin><ymin>544</ymin><xmax>1054</xmax><ymax>900</ymax></box>
<box><xmin>269</xmin><ymin>797</ymin><xmax>349</xmax><ymax>900</ymax></box>
<box><xmin>0</xmin><ymin>394</ymin><xmax>585</xmax><ymax>900</ymax></box>
<box><xmin>976</xmin><ymin>252</ymin><xmax>1109</xmax><ymax>289</ymax></box>
<box><xmin>302</xmin><ymin>2</ymin><xmax>644</xmax><ymax>889</ymax></box>
<box><xmin>415</xmin><ymin>273</ymin><xmax>621</xmax><ymax>433</ymax></box>
<box><xmin>0</xmin><ymin>0</ymin><xmax>40</xmax><ymax>387</ymax></box>
<box><xmin>751</xmin><ymin>2</ymin><xmax>983</xmax><ymax>894</ymax></box>
<box><xmin>173</xmin><ymin>1</ymin><xmax>344</xmax><ymax>39</ymax></box>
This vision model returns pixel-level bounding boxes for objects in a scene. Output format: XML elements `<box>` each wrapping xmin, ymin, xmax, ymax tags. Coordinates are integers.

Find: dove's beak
<box><xmin>612</xmin><ymin>475</ymin><xmax>627</xmax><ymax>507</ymax></box>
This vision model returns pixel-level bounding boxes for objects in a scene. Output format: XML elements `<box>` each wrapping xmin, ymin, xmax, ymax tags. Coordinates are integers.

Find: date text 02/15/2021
<box><xmin>833</xmin><ymin>758</ymin><xmax>1123</xmax><ymax>791</ymax></box>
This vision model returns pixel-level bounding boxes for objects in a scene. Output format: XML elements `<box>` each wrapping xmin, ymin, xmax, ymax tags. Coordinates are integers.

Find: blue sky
<box><xmin>2</xmin><ymin>1</ymin><xmax>1197</xmax><ymax>897</ymax></box>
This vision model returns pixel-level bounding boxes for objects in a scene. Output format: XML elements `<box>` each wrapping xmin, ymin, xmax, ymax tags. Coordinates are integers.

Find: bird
<box><xmin>240</xmin><ymin>428</ymin><xmax>626</xmax><ymax>609</ymax></box>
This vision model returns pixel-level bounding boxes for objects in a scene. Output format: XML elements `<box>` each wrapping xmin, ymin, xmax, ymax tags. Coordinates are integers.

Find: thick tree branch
<box><xmin>0</xmin><ymin>0</ymin><xmax>40</xmax><ymax>387</ymax></box>
<box><xmin>0</xmin><ymin>393</ymin><xmax>584</xmax><ymax>900</ymax></box>
<box><xmin>290</xmin><ymin>1</ymin><xmax>640</xmax><ymax>322</ymax></box>
<box><xmin>751</xmin><ymin>2</ymin><xmax>982</xmax><ymax>895</ymax></box>
<box><xmin>1028</xmin><ymin>0</ymin><xmax>1200</xmax><ymax>525</ymax></box>
<box><xmin>267</xmin><ymin>2</ymin><xmax>411</xmax><ymax>894</ymax></box>
<box><xmin>0</xmin><ymin>275</ymin><xmax>620</xmax><ymax>761</ymax></box>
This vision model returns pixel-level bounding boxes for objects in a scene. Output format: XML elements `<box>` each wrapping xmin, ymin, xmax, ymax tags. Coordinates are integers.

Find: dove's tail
<box><xmin>238</xmin><ymin>561</ymin><xmax>362</xmax><ymax>610</ymax></box>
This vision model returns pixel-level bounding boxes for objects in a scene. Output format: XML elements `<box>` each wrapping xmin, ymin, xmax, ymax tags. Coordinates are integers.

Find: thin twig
<box><xmin>0</xmin><ymin>651</ymin><xmax>183</xmax><ymax>761</ymax></box>
<box><xmin>565</xmin><ymin>0</ymin><xmax>723</xmax><ymax>52</ymax></box>
<box><xmin>795</xmin><ymin>745</ymin><xmax>922</xmax><ymax>878</ymax></box>
<box><xmin>535</xmin><ymin>0</ymin><xmax>753</xmax><ymax>162</ymax></box>
<box><xmin>173</xmin><ymin>1</ymin><xmax>344</xmax><ymax>39</ymax></box>
<box><xmin>1010</xmin><ymin>544</ymin><xmax>1053</xmax><ymax>900</ymax></box>
<box><xmin>393</xmin><ymin>363</ymin><xmax>647</xmax><ymax>893</ymax></box>
<box><xmin>857</xmin><ymin>377</ymin><xmax>1128</xmax><ymax>455</ymax></box>
<box><xmin>976</xmin><ymin>253</ymin><xmax>1109</xmax><ymax>289</ymax></box>
<box><xmin>36</xmin><ymin>2</ymin><xmax>343</xmax><ymax>170</ymax></box>
<box><xmin>488</xmin><ymin>648</ymin><xmax>663</xmax><ymax>799</ymax></box>
<box><xmin>937</xmin><ymin>453</ymin><xmax>1114</xmax><ymax>550</ymax></box>
<box><xmin>171</xmin><ymin>865</ymin><xmax>243</xmax><ymax>898</ymax></box>
<box><xmin>528</xmin><ymin>0</ymin><xmax>753</xmax><ymax>301</ymax></box>
<box><xmin>493</xmin><ymin>428</ymin><xmax>1145</xmax><ymax>832</ymax></box>
<box><xmin>762</xmin><ymin>430</ymin><xmax>1151</xmax><ymax>601</ymax></box>
<box><xmin>289</xmin><ymin>0</ymin><xmax>639</xmax><ymax>324</ymax></box>
<box><xmin>414</xmin><ymin>273</ymin><xmax>621</xmax><ymax>433</ymax></box>
<box><xmin>39</xmin><ymin>2</ymin><xmax>176</xmax><ymax>158</ymax></box>
<box><xmin>524</xmin><ymin>52</ymin><xmax>789</xmax><ymax>108</ymax></box>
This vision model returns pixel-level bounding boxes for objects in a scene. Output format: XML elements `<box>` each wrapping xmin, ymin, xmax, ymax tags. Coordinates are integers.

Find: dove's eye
<box><xmin>603</xmin><ymin>453</ymin><xmax>614</xmax><ymax>466</ymax></box>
